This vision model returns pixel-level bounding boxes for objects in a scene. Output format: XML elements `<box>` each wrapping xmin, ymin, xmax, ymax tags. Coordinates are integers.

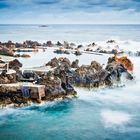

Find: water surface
<box><xmin>0</xmin><ymin>24</ymin><xmax>140</xmax><ymax>140</ymax></box>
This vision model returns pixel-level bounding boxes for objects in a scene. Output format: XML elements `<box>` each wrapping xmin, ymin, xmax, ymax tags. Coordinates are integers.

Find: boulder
<box><xmin>77</xmin><ymin>45</ymin><xmax>83</xmax><ymax>49</ymax></box>
<box><xmin>107</xmin><ymin>40</ymin><xmax>116</xmax><ymax>43</ymax></box>
<box><xmin>74</xmin><ymin>50</ymin><xmax>82</xmax><ymax>56</ymax></box>
<box><xmin>90</xmin><ymin>61</ymin><xmax>102</xmax><ymax>71</ymax></box>
<box><xmin>59</xmin><ymin>57</ymin><xmax>71</xmax><ymax>69</ymax></box>
<box><xmin>9</xmin><ymin>59</ymin><xmax>22</xmax><ymax>71</ymax></box>
<box><xmin>106</xmin><ymin>61</ymin><xmax>133</xmax><ymax>81</ymax></box>
<box><xmin>46</xmin><ymin>57</ymin><xmax>59</xmax><ymax>68</ymax></box>
<box><xmin>115</xmin><ymin>56</ymin><xmax>133</xmax><ymax>72</ymax></box>
<box><xmin>0</xmin><ymin>72</ymin><xmax>16</xmax><ymax>84</ymax></box>
<box><xmin>56</xmin><ymin>41</ymin><xmax>63</xmax><ymax>46</ymax></box>
<box><xmin>54</xmin><ymin>49</ymin><xmax>70</xmax><ymax>54</ymax></box>
<box><xmin>0</xmin><ymin>46</ymin><xmax>14</xmax><ymax>56</ymax></box>
<box><xmin>71</xmin><ymin>59</ymin><xmax>79</xmax><ymax>68</ymax></box>
<box><xmin>46</xmin><ymin>41</ymin><xmax>53</xmax><ymax>47</ymax></box>
<box><xmin>92</xmin><ymin>42</ymin><xmax>96</xmax><ymax>46</ymax></box>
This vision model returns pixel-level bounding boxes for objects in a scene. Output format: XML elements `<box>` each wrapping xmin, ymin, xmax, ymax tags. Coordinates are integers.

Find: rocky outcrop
<box><xmin>0</xmin><ymin>45</ymin><xmax>14</xmax><ymax>56</ymax></box>
<box><xmin>106</xmin><ymin>56</ymin><xmax>133</xmax><ymax>80</ymax></box>
<box><xmin>63</xmin><ymin>41</ymin><xmax>73</xmax><ymax>49</ymax></box>
<box><xmin>54</xmin><ymin>49</ymin><xmax>70</xmax><ymax>54</ymax></box>
<box><xmin>46</xmin><ymin>57</ymin><xmax>71</xmax><ymax>69</ymax></box>
<box><xmin>40</xmin><ymin>72</ymin><xmax>76</xmax><ymax>101</ymax></box>
<box><xmin>77</xmin><ymin>45</ymin><xmax>84</xmax><ymax>49</ymax></box>
<box><xmin>71</xmin><ymin>59</ymin><xmax>79</xmax><ymax>68</ymax></box>
<box><xmin>45</xmin><ymin>56</ymin><xmax>133</xmax><ymax>88</ymax></box>
<box><xmin>46</xmin><ymin>57</ymin><xmax>59</xmax><ymax>68</ymax></box>
<box><xmin>23</xmin><ymin>40</ymin><xmax>41</xmax><ymax>48</ymax></box>
<box><xmin>74</xmin><ymin>50</ymin><xmax>82</xmax><ymax>56</ymax></box>
<box><xmin>56</xmin><ymin>41</ymin><xmax>63</xmax><ymax>46</ymax></box>
<box><xmin>0</xmin><ymin>71</ymin><xmax>16</xmax><ymax>84</ymax></box>
<box><xmin>46</xmin><ymin>41</ymin><xmax>53</xmax><ymax>47</ymax></box>
<box><xmin>73</xmin><ymin>64</ymin><xmax>107</xmax><ymax>87</ymax></box>
<box><xmin>9</xmin><ymin>59</ymin><xmax>23</xmax><ymax>71</ymax></box>
<box><xmin>107</xmin><ymin>40</ymin><xmax>116</xmax><ymax>43</ymax></box>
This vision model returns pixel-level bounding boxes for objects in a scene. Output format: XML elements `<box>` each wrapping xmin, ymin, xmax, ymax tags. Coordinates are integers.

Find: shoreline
<box><xmin>0</xmin><ymin>51</ymin><xmax>134</xmax><ymax>107</ymax></box>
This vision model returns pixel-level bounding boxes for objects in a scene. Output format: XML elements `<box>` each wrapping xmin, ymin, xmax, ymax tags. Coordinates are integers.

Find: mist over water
<box><xmin>0</xmin><ymin>24</ymin><xmax>140</xmax><ymax>140</ymax></box>
<box><xmin>0</xmin><ymin>24</ymin><xmax>140</xmax><ymax>43</ymax></box>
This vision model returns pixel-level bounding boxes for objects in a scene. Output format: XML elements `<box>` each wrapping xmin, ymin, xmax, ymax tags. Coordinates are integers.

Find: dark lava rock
<box><xmin>9</xmin><ymin>59</ymin><xmax>22</xmax><ymax>71</ymax></box>
<box><xmin>74</xmin><ymin>51</ymin><xmax>82</xmax><ymax>56</ymax></box>
<box><xmin>77</xmin><ymin>45</ymin><xmax>83</xmax><ymax>49</ymax></box>
<box><xmin>0</xmin><ymin>72</ymin><xmax>16</xmax><ymax>84</ymax></box>
<box><xmin>71</xmin><ymin>59</ymin><xmax>79</xmax><ymax>68</ymax></box>
<box><xmin>54</xmin><ymin>49</ymin><xmax>70</xmax><ymax>54</ymax></box>
<box><xmin>107</xmin><ymin>40</ymin><xmax>116</xmax><ymax>43</ymax></box>
<box><xmin>46</xmin><ymin>41</ymin><xmax>53</xmax><ymax>47</ymax></box>
<box><xmin>46</xmin><ymin>57</ymin><xmax>59</xmax><ymax>68</ymax></box>
<box><xmin>56</xmin><ymin>41</ymin><xmax>63</xmax><ymax>46</ymax></box>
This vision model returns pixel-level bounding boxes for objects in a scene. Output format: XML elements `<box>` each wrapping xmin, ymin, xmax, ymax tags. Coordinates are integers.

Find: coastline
<box><xmin>0</xmin><ymin>40</ymin><xmax>134</xmax><ymax>107</ymax></box>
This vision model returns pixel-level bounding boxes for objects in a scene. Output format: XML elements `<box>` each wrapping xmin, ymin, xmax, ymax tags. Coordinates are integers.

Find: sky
<box><xmin>0</xmin><ymin>0</ymin><xmax>140</xmax><ymax>24</ymax></box>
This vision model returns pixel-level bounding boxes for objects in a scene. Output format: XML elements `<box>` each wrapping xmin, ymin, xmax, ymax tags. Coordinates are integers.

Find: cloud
<box><xmin>0</xmin><ymin>0</ymin><xmax>10</xmax><ymax>9</ymax></box>
<box><xmin>0</xmin><ymin>0</ymin><xmax>140</xmax><ymax>24</ymax></box>
<box><xmin>36</xmin><ymin>0</ymin><xmax>60</xmax><ymax>5</ymax></box>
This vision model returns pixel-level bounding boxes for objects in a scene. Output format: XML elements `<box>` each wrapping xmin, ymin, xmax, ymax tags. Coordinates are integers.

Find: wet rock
<box><xmin>92</xmin><ymin>42</ymin><xmax>96</xmax><ymax>46</ymax></box>
<box><xmin>46</xmin><ymin>41</ymin><xmax>53</xmax><ymax>47</ymax></box>
<box><xmin>56</xmin><ymin>41</ymin><xmax>63</xmax><ymax>46</ymax></box>
<box><xmin>0</xmin><ymin>46</ymin><xmax>14</xmax><ymax>56</ymax></box>
<box><xmin>99</xmin><ymin>50</ymin><xmax>108</xmax><ymax>54</ymax></box>
<box><xmin>106</xmin><ymin>57</ymin><xmax>133</xmax><ymax>81</ymax></box>
<box><xmin>71</xmin><ymin>59</ymin><xmax>79</xmax><ymax>68</ymax></box>
<box><xmin>0</xmin><ymin>72</ymin><xmax>16</xmax><ymax>84</ymax></box>
<box><xmin>77</xmin><ymin>45</ymin><xmax>83</xmax><ymax>49</ymax></box>
<box><xmin>136</xmin><ymin>51</ymin><xmax>140</xmax><ymax>56</ymax></box>
<box><xmin>85</xmin><ymin>48</ymin><xmax>93</xmax><ymax>52</ymax></box>
<box><xmin>9</xmin><ymin>59</ymin><xmax>22</xmax><ymax>71</ymax></box>
<box><xmin>64</xmin><ymin>41</ymin><xmax>73</xmax><ymax>49</ymax></box>
<box><xmin>21</xmin><ymin>54</ymin><xmax>31</xmax><ymax>58</ymax></box>
<box><xmin>14</xmin><ymin>54</ymin><xmax>20</xmax><ymax>57</ymax></box>
<box><xmin>114</xmin><ymin>56</ymin><xmax>133</xmax><ymax>72</ymax></box>
<box><xmin>46</xmin><ymin>57</ymin><xmax>59</xmax><ymax>68</ymax></box>
<box><xmin>107</xmin><ymin>40</ymin><xmax>116</xmax><ymax>43</ymax></box>
<box><xmin>41</xmin><ymin>74</ymin><xmax>66</xmax><ymax>98</ymax></box>
<box><xmin>54</xmin><ymin>49</ymin><xmax>70</xmax><ymax>54</ymax></box>
<box><xmin>18</xmin><ymin>70</ymin><xmax>41</xmax><ymax>83</ymax></box>
<box><xmin>90</xmin><ymin>61</ymin><xmax>102</xmax><ymax>71</ymax></box>
<box><xmin>111</xmin><ymin>49</ymin><xmax>118</xmax><ymax>55</ymax></box>
<box><xmin>23</xmin><ymin>40</ymin><xmax>41</xmax><ymax>48</ymax></box>
<box><xmin>59</xmin><ymin>57</ymin><xmax>71</xmax><ymax>68</ymax></box>
<box><xmin>107</xmin><ymin>56</ymin><xmax>116</xmax><ymax>64</ymax></box>
<box><xmin>74</xmin><ymin>50</ymin><xmax>82</xmax><ymax>56</ymax></box>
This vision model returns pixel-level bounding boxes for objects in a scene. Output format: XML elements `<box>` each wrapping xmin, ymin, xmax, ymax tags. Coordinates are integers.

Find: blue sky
<box><xmin>0</xmin><ymin>0</ymin><xmax>140</xmax><ymax>24</ymax></box>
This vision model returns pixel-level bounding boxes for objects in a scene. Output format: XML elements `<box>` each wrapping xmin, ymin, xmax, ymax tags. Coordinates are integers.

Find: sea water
<box><xmin>0</xmin><ymin>24</ymin><xmax>140</xmax><ymax>140</ymax></box>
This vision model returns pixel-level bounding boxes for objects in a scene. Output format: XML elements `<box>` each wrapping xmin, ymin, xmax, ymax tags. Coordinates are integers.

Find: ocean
<box><xmin>0</xmin><ymin>24</ymin><xmax>140</xmax><ymax>140</ymax></box>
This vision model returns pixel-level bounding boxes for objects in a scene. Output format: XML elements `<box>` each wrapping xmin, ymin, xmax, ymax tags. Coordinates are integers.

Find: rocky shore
<box><xmin>1</xmin><ymin>40</ymin><xmax>140</xmax><ymax>58</ymax></box>
<box><xmin>0</xmin><ymin>39</ymin><xmax>135</xmax><ymax>107</ymax></box>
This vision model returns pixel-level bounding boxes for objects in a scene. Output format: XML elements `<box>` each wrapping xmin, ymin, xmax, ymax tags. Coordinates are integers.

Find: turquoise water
<box><xmin>0</xmin><ymin>85</ymin><xmax>140</xmax><ymax>140</ymax></box>
<box><xmin>0</xmin><ymin>24</ymin><xmax>140</xmax><ymax>140</ymax></box>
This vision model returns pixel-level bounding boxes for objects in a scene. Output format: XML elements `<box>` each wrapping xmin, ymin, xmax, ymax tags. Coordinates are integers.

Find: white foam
<box><xmin>101</xmin><ymin>109</ymin><xmax>131</xmax><ymax>128</ymax></box>
<box><xmin>0</xmin><ymin>108</ymin><xmax>16</xmax><ymax>117</ymax></box>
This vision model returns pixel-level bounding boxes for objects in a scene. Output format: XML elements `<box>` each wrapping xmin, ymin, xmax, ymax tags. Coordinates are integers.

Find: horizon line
<box><xmin>0</xmin><ymin>23</ymin><xmax>140</xmax><ymax>25</ymax></box>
